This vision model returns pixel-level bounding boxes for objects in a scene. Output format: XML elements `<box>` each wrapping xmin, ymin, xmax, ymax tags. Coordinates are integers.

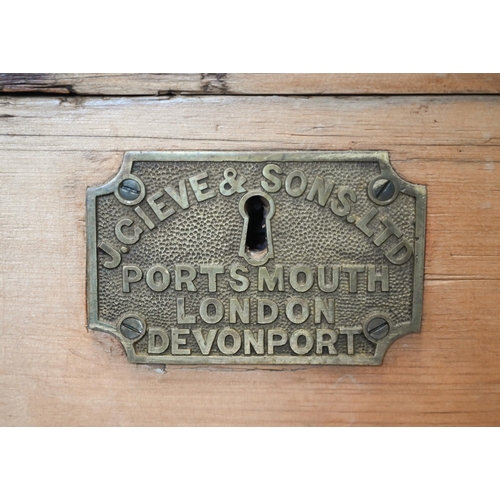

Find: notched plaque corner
<box><xmin>87</xmin><ymin>151</ymin><xmax>426</xmax><ymax>366</ymax></box>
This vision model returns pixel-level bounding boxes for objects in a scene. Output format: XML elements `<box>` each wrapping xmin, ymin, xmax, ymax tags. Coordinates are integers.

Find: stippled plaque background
<box><xmin>87</xmin><ymin>151</ymin><xmax>426</xmax><ymax>365</ymax></box>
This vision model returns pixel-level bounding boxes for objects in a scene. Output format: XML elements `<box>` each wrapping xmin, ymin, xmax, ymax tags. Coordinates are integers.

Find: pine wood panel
<box><xmin>1</xmin><ymin>94</ymin><xmax>499</xmax><ymax>425</ymax></box>
<box><xmin>1</xmin><ymin>73</ymin><xmax>500</xmax><ymax>96</ymax></box>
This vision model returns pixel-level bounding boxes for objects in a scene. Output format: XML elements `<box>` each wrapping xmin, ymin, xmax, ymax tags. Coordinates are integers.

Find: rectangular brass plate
<box><xmin>87</xmin><ymin>151</ymin><xmax>426</xmax><ymax>365</ymax></box>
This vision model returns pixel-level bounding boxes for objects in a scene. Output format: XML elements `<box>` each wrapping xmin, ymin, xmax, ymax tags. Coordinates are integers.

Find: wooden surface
<box><xmin>2</xmin><ymin>73</ymin><xmax>500</xmax><ymax>95</ymax></box>
<box><xmin>1</xmin><ymin>80</ymin><xmax>500</xmax><ymax>425</ymax></box>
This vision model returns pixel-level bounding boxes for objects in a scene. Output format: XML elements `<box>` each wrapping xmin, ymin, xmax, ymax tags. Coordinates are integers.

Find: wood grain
<box><xmin>1</xmin><ymin>94</ymin><xmax>499</xmax><ymax>425</ymax></box>
<box><xmin>1</xmin><ymin>73</ymin><xmax>500</xmax><ymax>96</ymax></box>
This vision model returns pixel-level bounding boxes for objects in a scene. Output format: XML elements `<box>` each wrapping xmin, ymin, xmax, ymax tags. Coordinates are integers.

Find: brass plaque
<box><xmin>87</xmin><ymin>152</ymin><xmax>426</xmax><ymax>365</ymax></box>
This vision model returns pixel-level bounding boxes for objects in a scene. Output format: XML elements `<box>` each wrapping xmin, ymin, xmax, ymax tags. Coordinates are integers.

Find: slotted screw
<box><xmin>120</xmin><ymin>316</ymin><xmax>145</xmax><ymax>339</ymax></box>
<box><xmin>366</xmin><ymin>317</ymin><xmax>390</xmax><ymax>340</ymax></box>
<box><xmin>119</xmin><ymin>178</ymin><xmax>141</xmax><ymax>201</ymax></box>
<box><xmin>371</xmin><ymin>178</ymin><xmax>396</xmax><ymax>202</ymax></box>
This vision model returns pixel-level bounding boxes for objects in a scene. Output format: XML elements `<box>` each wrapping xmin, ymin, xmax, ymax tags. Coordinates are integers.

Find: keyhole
<box><xmin>239</xmin><ymin>191</ymin><xmax>275</xmax><ymax>266</ymax></box>
<box><xmin>244</xmin><ymin>196</ymin><xmax>268</xmax><ymax>253</ymax></box>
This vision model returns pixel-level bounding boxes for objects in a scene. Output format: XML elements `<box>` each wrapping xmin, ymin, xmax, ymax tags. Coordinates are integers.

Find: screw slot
<box><xmin>373</xmin><ymin>179</ymin><xmax>394</xmax><ymax>201</ymax></box>
<box><xmin>365</xmin><ymin>316</ymin><xmax>390</xmax><ymax>341</ymax></box>
<box><xmin>119</xmin><ymin>315</ymin><xmax>145</xmax><ymax>340</ymax></box>
<box><xmin>119</xmin><ymin>178</ymin><xmax>141</xmax><ymax>201</ymax></box>
<box><xmin>368</xmin><ymin>177</ymin><xmax>398</xmax><ymax>205</ymax></box>
<box><xmin>114</xmin><ymin>175</ymin><xmax>146</xmax><ymax>206</ymax></box>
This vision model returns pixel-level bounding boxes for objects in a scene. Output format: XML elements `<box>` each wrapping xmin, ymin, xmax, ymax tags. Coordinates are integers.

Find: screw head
<box><xmin>366</xmin><ymin>316</ymin><xmax>390</xmax><ymax>340</ymax></box>
<box><xmin>119</xmin><ymin>315</ymin><xmax>145</xmax><ymax>340</ymax></box>
<box><xmin>118</xmin><ymin>178</ymin><xmax>141</xmax><ymax>201</ymax></box>
<box><xmin>371</xmin><ymin>178</ymin><xmax>396</xmax><ymax>202</ymax></box>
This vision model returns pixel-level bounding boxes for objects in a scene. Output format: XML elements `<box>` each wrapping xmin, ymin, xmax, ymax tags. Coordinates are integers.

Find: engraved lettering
<box><xmin>98</xmin><ymin>240</ymin><xmax>121</xmax><ymax>269</ymax></box>
<box><xmin>171</xmin><ymin>328</ymin><xmax>191</xmax><ymax>355</ymax></box>
<box><xmin>134</xmin><ymin>206</ymin><xmax>156</xmax><ymax>230</ymax></box>
<box><xmin>229</xmin><ymin>298</ymin><xmax>250</xmax><ymax>324</ymax></box>
<box><xmin>342</xmin><ymin>265</ymin><xmax>365</xmax><ymax>293</ymax></box>
<box><xmin>306</xmin><ymin>176</ymin><xmax>334</xmax><ymax>206</ymax></box>
<box><xmin>289</xmin><ymin>329</ymin><xmax>314</xmax><ymax>355</ymax></box>
<box><xmin>316</xmin><ymin>329</ymin><xmax>338</xmax><ymax>355</ymax></box>
<box><xmin>174</xmin><ymin>264</ymin><xmax>197</xmax><ymax>291</ymax></box>
<box><xmin>244</xmin><ymin>329</ymin><xmax>265</xmax><ymax>355</ymax></box>
<box><xmin>192</xmin><ymin>329</ymin><xmax>217</xmax><ymax>355</ymax></box>
<box><xmin>339</xmin><ymin>327</ymin><xmax>362</xmax><ymax>355</ymax></box>
<box><xmin>189</xmin><ymin>172</ymin><xmax>216</xmax><ymax>202</ymax></box>
<box><xmin>219</xmin><ymin>168</ymin><xmax>247</xmax><ymax>196</ymax></box>
<box><xmin>261</xmin><ymin>163</ymin><xmax>283</xmax><ymax>193</ymax></box>
<box><xmin>386</xmin><ymin>239</ymin><xmax>413</xmax><ymax>265</ymax></box>
<box><xmin>289</xmin><ymin>265</ymin><xmax>314</xmax><ymax>292</ymax></box>
<box><xmin>318</xmin><ymin>265</ymin><xmax>340</xmax><ymax>292</ymax></box>
<box><xmin>285</xmin><ymin>298</ymin><xmax>310</xmax><ymax>324</ymax></box>
<box><xmin>356</xmin><ymin>207</ymin><xmax>379</xmax><ymax>237</ymax></box>
<box><xmin>373</xmin><ymin>217</ymin><xmax>402</xmax><ymax>247</ymax></box>
<box><xmin>331</xmin><ymin>187</ymin><xmax>357</xmax><ymax>217</ymax></box>
<box><xmin>146</xmin><ymin>265</ymin><xmax>171</xmax><ymax>292</ymax></box>
<box><xmin>147</xmin><ymin>191</ymin><xmax>175</xmax><ymax>222</ymax></box>
<box><xmin>165</xmin><ymin>179</ymin><xmax>190</xmax><ymax>209</ymax></box>
<box><xmin>367</xmin><ymin>265</ymin><xmax>389</xmax><ymax>292</ymax></box>
<box><xmin>229</xmin><ymin>264</ymin><xmax>250</xmax><ymax>292</ymax></box>
<box><xmin>115</xmin><ymin>218</ymin><xmax>143</xmax><ymax>245</ymax></box>
<box><xmin>176</xmin><ymin>297</ymin><xmax>196</xmax><ymax>324</ymax></box>
<box><xmin>199</xmin><ymin>298</ymin><xmax>224</xmax><ymax>324</ymax></box>
<box><xmin>268</xmin><ymin>329</ymin><xmax>287</xmax><ymax>354</ymax></box>
<box><xmin>285</xmin><ymin>170</ymin><xmax>308</xmax><ymax>197</ymax></box>
<box><xmin>314</xmin><ymin>298</ymin><xmax>335</xmax><ymax>324</ymax></box>
<box><xmin>122</xmin><ymin>265</ymin><xmax>142</xmax><ymax>292</ymax></box>
<box><xmin>257</xmin><ymin>299</ymin><xmax>279</xmax><ymax>324</ymax></box>
<box><xmin>148</xmin><ymin>327</ymin><xmax>169</xmax><ymax>354</ymax></box>
<box><xmin>217</xmin><ymin>328</ymin><xmax>242</xmax><ymax>355</ymax></box>
<box><xmin>258</xmin><ymin>265</ymin><xmax>284</xmax><ymax>291</ymax></box>
<box><xmin>200</xmin><ymin>264</ymin><xmax>225</xmax><ymax>292</ymax></box>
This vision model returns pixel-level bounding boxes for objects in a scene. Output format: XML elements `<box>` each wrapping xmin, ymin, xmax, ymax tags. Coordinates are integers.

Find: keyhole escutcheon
<box><xmin>239</xmin><ymin>191</ymin><xmax>275</xmax><ymax>266</ymax></box>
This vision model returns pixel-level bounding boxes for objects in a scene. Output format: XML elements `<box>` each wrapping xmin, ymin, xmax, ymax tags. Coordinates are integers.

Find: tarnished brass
<box><xmin>87</xmin><ymin>152</ymin><xmax>426</xmax><ymax>365</ymax></box>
